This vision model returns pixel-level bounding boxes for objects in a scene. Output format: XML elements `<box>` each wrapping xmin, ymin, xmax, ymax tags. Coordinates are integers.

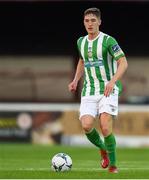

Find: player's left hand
<box><xmin>104</xmin><ymin>80</ymin><xmax>115</xmax><ymax>97</ymax></box>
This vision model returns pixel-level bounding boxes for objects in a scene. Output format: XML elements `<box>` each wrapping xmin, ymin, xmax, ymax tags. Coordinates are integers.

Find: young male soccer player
<box><xmin>68</xmin><ymin>7</ymin><xmax>128</xmax><ymax>173</ymax></box>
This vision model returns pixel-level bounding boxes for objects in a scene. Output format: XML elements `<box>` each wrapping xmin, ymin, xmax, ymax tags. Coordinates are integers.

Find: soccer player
<box><xmin>68</xmin><ymin>7</ymin><xmax>128</xmax><ymax>173</ymax></box>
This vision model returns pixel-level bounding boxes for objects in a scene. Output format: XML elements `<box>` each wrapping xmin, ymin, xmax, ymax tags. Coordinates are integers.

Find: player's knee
<box><xmin>101</xmin><ymin>127</ymin><xmax>110</xmax><ymax>137</ymax></box>
<box><xmin>82</xmin><ymin>123</ymin><xmax>92</xmax><ymax>133</ymax></box>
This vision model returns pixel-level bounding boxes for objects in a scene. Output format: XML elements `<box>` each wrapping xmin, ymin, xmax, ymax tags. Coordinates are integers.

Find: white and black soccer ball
<box><xmin>51</xmin><ymin>153</ymin><xmax>72</xmax><ymax>172</ymax></box>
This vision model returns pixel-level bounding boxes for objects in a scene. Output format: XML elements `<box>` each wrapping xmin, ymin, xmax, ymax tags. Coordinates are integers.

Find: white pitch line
<box><xmin>1</xmin><ymin>166</ymin><xmax>149</xmax><ymax>171</ymax></box>
<box><xmin>1</xmin><ymin>167</ymin><xmax>149</xmax><ymax>171</ymax></box>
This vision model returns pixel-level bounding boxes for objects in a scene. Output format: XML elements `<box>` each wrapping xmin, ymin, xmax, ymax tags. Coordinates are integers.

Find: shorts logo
<box><xmin>109</xmin><ymin>105</ymin><xmax>117</xmax><ymax>112</ymax></box>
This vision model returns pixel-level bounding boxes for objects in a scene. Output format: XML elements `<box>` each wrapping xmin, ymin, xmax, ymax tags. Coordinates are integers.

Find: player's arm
<box><xmin>104</xmin><ymin>56</ymin><xmax>128</xmax><ymax>97</ymax></box>
<box><xmin>111</xmin><ymin>56</ymin><xmax>128</xmax><ymax>83</ymax></box>
<box><xmin>104</xmin><ymin>36</ymin><xmax>128</xmax><ymax>97</ymax></box>
<box><xmin>68</xmin><ymin>58</ymin><xmax>84</xmax><ymax>92</ymax></box>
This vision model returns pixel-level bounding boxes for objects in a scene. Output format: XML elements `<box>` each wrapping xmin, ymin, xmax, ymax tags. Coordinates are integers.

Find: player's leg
<box><xmin>80</xmin><ymin>115</ymin><xmax>106</xmax><ymax>150</ymax></box>
<box><xmin>99</xmin><ymin>113</ymin><xmax>118</xmax><ymax>173</ymax></box>
<box><xmin>98</xmin><ymin>94</ymin><xmax>118</xmax><ymax>173</ymax></box>
<box><xmin>80</xmin><ymin>96</ymin><xmax>106</xmax><ymax>150</ymax></box>
<box><xmin>81</xmin><ymin>115</ymin><xmax>109</xmax><ymax>169</ymax></box>
<box><xmin>80</xmin><ymin>96</ymin><xmax>108</xmax><ymax>169</ymax></box>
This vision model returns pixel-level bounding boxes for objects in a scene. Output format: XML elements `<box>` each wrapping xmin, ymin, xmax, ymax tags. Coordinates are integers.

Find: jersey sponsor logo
<box><xmin>84</xmin><ymin>59</ymin><xmax>103</xmax><ymax>68</ymax></box>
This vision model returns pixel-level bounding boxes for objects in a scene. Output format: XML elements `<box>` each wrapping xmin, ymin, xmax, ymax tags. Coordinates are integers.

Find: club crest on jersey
<box><xmin>88</xmin><ymin>47</ymin><xmax>92</xmax><ymax>58</ymax></box>
<box><xmin>88</xmin><ymin>51</ymin><xmax>92</xmax><ymax>58</ymax></box>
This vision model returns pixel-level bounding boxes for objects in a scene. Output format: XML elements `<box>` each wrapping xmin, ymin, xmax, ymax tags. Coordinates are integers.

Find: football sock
<box><xmin>85</xmin><ymin>128</ymin><xmax>106</xmax><ymax>150</ymax></box>
<box><xmin>104</xmin><ymin>133</ymin><xmax>116</xmax><ymax>166</ymax></box>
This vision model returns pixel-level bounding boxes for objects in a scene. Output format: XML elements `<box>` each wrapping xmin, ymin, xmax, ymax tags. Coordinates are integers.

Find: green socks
<box><xmin>104</xmin><ymin>134</ymin><xmax>116</xmax><ymax>166</ymax></box>
<box><xmin>85</xmin><ymin>128</ymin><xmax>106</xmax><ymax>150</ymax></box>
<box><xmin>86</xmin><ymin>129</ymin><xmax>117</xmax><ymax>166</ymax></box>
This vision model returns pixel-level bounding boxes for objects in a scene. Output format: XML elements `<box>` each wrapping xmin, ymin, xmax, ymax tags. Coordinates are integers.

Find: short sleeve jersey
<box><xmin>77</xmin><ymin>32</ymin><xmax>125</xmax><ymax>96</ymax></box>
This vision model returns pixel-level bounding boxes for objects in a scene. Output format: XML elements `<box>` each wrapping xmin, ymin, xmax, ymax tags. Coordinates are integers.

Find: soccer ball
<box><xmin>51</xmin><ymin>153</ymin><xmax>72</xmax><ymax>172</ymax></box>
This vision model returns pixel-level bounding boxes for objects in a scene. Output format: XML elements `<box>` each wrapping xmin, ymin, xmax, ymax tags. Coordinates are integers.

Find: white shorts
<box><xmin>79</xmin><ymin>94</ymin><xmax>118</xmax><ymax>119</ymax></box>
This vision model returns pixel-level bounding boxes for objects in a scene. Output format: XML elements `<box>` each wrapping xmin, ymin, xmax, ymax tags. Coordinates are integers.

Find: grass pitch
<box><xmin>0</xmin><ymin>143</ymin><xmax>149</xmax><ymax>179</ymax></box>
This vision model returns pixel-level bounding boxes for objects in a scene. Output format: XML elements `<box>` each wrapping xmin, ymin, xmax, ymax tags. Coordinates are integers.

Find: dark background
<box><xmin>0</xmin><ymin>0</ymin><xmax>148</xmax><ymax>56</ymax></box>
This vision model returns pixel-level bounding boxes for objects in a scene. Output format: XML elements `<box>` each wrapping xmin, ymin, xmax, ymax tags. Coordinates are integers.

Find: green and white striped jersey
<box><xmin>77</xmin><ymin>32</ymin><xmax>125</xmax><ymax>97</ymax></box>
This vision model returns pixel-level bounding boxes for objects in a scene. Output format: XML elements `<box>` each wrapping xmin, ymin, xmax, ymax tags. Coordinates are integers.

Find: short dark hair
<box><xmin>84</xmin><ymin>7</ymin><xmax>101</xmax><ymax>19</ymax></box>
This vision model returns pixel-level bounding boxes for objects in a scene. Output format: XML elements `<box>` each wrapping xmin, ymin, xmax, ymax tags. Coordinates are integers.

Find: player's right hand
<box><xmin>68</xmin><ymin>81</ymin><xmax>78</xmax><ymax>92</ymax></box>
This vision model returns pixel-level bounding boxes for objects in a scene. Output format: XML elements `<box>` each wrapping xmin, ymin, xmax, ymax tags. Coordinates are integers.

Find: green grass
<box><xmin>0</xmin><ymin>144</ymin><xmax>149</xmax><ymax>179</ymax></box>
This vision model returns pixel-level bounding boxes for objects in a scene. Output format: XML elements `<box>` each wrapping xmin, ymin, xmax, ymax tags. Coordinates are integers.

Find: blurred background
<box><xmin>0</xmin><ymin>0</ymin><xmax>149</xmax><ymax>147</ymax></box>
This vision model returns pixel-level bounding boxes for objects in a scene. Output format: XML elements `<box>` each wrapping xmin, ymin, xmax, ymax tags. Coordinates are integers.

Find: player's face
<box><xmin>84</xmin><ymin>14</ymin><xmax>101</xmax><ymax>35</ymax></box>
